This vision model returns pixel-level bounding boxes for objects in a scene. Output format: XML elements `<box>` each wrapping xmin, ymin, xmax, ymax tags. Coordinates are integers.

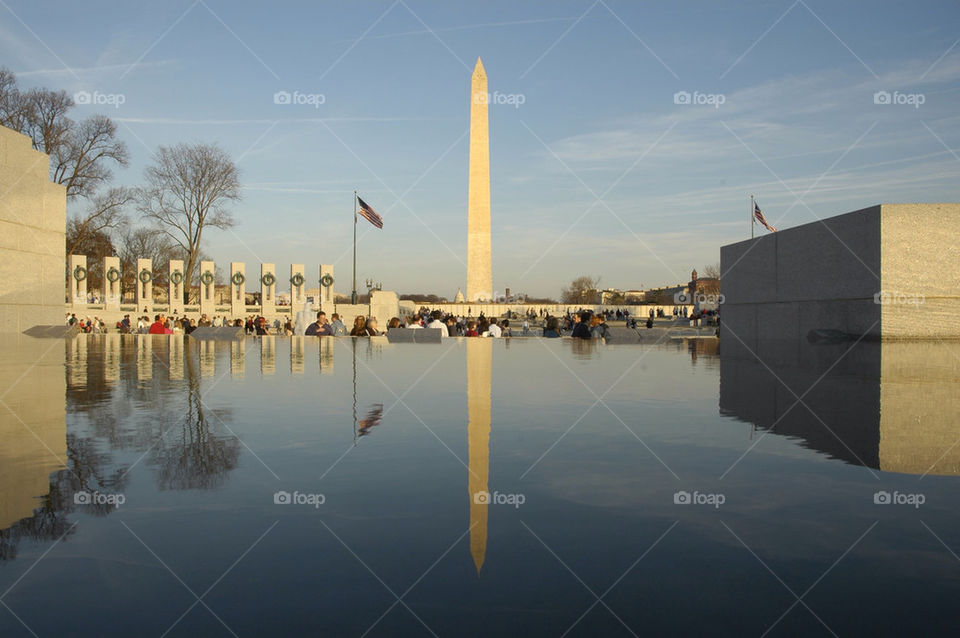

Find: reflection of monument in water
<box><xmin>720</xmin><ymin>339</ymin><xmax>960</xmax><ymax>475</ymax></box>
<box><xmin>467</xmin><ymin>339</ymin><xmax>491</xmax><ymax>573</ymax></box>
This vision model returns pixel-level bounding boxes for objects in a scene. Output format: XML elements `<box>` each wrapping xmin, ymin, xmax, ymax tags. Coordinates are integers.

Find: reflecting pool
<box><xmin>1</xmin><ymin>333</ymin><xmax>959</xmax><ymax>636</ymax></box>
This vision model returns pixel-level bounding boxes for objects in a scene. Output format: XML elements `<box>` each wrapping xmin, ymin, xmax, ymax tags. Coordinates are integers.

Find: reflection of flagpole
<box><xmin>352</xmin><ymin>336</ymin><xmax>358</xmax><ymax>446</ymax></box>
<box><xmin>750</xmin><ymin>194</ymin><xmax>755</xmax><ymax>239</ymax></box>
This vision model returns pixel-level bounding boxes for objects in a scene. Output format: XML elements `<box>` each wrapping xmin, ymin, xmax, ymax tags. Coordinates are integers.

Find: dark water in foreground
<box><xmin>1</xmin><ymin>334</ymin><xmax>959</xmax><ymax>637</ymax></box>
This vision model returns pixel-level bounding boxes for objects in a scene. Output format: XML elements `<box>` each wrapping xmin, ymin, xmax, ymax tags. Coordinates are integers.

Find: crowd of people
<box><xmin>67</xmin><ymin>304</ymin><xmax>716</xmax><ymax>340</ymax></box>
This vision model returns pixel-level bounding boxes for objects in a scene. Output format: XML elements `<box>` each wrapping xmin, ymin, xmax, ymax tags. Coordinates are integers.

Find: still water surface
<box><xmin>1</xmin><ymin>334</ymin><xmax>959</xmax><ymax>636</ymax></box>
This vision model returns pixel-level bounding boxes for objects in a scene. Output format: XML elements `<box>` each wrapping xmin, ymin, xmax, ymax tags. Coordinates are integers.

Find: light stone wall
<box><xmin>0</xmin><ymin>125</ymin><xmax>66</xmax><ymax>332</ymax></box>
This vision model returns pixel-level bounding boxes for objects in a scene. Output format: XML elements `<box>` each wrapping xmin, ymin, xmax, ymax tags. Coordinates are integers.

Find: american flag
<box><xmin>357</xmin><ymin>196</ymin><xmax>384</xmax><ymax>229</ymax></box>
<box><xmin>754</xmin><ymin>201</ymin><xmax>777</xmax><ymax>232</ymax></box>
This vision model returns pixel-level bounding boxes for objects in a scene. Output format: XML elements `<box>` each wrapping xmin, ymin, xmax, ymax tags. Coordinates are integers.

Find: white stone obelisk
<box><xmin>467</xmin><ymin>57</ymin><xmax>492</xmax><ymax>303</ymax></box>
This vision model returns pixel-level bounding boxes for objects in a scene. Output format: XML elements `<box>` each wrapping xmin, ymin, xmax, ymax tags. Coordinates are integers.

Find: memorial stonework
<box><xmin>0</xmin><ymin>125</ymin><xmax>67</xmax><ymax>332</ymax></box>
<box><xmin>721</xmin><ymin>203</ymin><xmax>960</xmax><ymax>345</ymax></box>
<box><xmin>466</xmin><ymin>57</ymin><xmax>492</xmax><ymax>303</ymax></box>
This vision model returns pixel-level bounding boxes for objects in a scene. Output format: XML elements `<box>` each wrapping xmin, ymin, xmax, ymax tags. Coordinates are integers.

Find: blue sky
<box><xmin>3</xmin><ymin>0</ymin><xmax>958</xmax><ymax>297</ymax></box>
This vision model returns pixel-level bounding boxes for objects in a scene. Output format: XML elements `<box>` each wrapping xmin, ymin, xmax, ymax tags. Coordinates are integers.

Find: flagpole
<box><xmin>352</xmin><ymin>190</ymin><xmax>358</xmax><ymax>304</ymax></box>
<box><xmin>750</xmin><ymin>194</ymin><xmax>755</xmax><ymax>239</ymax></box>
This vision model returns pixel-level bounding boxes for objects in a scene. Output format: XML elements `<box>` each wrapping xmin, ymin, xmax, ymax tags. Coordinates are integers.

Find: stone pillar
<box><xmin>169</xmin><ymin>259</ymin><xmax>185</xmax><ymax>316</ymax></box>
<box><xmin>230</xmin><ymin>262</ymin><xmax>245</xmax><ymax>319</ymax></box>
<box><xmin>319</xmin><ymin>264</ymin><xmax>335</xmax><ymax>309</ymax></box>
<box><xmin>199</xmin><ymin>260</ymin><xmax>215</xmax><ymax>319</ymax></box>
<box><xmin>467</xmin><ymin>57</ymin><xmax>492</xmax><ymax>303</ymax></box>
<box><xmin>103</xmin><ymin>256</ymin><xmax>121</xmax><ymax>311</ymax></box>
<box><xmin>290</xmin><ymin>263</ymin><xmax>306</xmax><ymax>310</ymax></box>
<box><xmin>260</xmin><ymin>262</ymin><xmax>276</xmax><ymax>317</ymax></box>
<box><xmin>68</xmin><ymin>254</ymin><xmax>87</xmax><ymax>309</ymax></box>
<box><xmin>136</xmin><ymin>258</ymin><xmax>152</xmax><ymax>314</ymax></box>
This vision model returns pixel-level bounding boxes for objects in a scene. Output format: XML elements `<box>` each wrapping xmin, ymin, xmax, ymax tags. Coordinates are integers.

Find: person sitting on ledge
<box><xmin>365</xmin><ymin>317</ymin><xmax>380</xmax><ymax>336</ymax></box>
<box><xmin>426</xmin><ymin>310</ymin><xmax>446</xmax><ymax>333</ymax></box>
<box><xmin>542</xmin><ymin>316</ymin><xmax>561</xmax><ymax>338</ymax></box>
<box><xmin>407</xmin><ymin>315</ymin><xmax>423</xmax><ymax>329</ymax></box>
<box><xmin>255</xmin><ymin>317</ymin><xmax>271</xmax><ymax>335</ymax></box>
<box><xmin>329</xmin><ymin>313</ymin><xmax>346</xmax><ymax>336</ymax></box>
<box><xmin>571</xmin><ymin>312</ymin><xmax>592</xmax><ymax>339</ymax></box>
<box><xmin>305</xmin><ymin>311</ymin><xmax>330</xmax><ymax>336</ymax></box>
<box><xmin>487</xmin><ymin>317</ymin><xmax>502</xmax><ymax>338</ymax></box>
<box><xmin>464</xmin><ymin>320</ymin><xmax>479</xmax><ymax>337</ymax></box>
<box><xmin>149</xmin><ymin>314</ymin><xmax>172</xmax><ymax>334</ymax></box>
<box><xmin>387</xmin><ymin>317</ymin><xmax>401</xmax><ymax>329</ymax></box>
<box><xmin>350</xmin><ymin>316</ymin><xmax>367</xmax><ymax>336</ymax></box>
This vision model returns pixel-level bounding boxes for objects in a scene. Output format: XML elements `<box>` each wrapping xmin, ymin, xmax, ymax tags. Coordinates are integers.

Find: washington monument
<box><xmin>467</xmin><ymin>57</ymin><xmax>492</xmax><ymax>302</ymax></box>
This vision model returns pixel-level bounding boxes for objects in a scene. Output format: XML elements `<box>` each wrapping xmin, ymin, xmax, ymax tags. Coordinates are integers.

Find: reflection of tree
<box><xmin>3</xmin><ymin>336</ymin><xmax>242</xmax><ymax>562</ymax></box>
<box><xmin>150</xmin><ymin>347</ymin><xmax>240</xmax><ymax>490</ymax></box>
<box><xmin>1</xmin><ymin>432</ymin><xmax>131</xmax><ymax>562</ymax></box>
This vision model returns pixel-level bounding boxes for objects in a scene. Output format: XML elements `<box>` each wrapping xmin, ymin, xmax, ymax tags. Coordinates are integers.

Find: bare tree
<box><xmin>699</xmin><ymin>262</ymin><xmax>721</xmax><ymax>295</ymax></box>
<box><xmin>115</xmin><ymin>225</ymin><xmax>175</xmax><ymax>298</ymax></box>
<box><xmin>561</xmin><ymin>275</ymin><xmax>601</xmax><ymax>305</ymax></box>
<box><xmin>1</xmin><ymin>68</ymin><xmax>131</xmax><ymax>254</ymax></box>
<box><xmin>51</xmin><ymin>115</ymin><xmax>129</xmax><ymax>199</ymax></box>
<box><xmin>0</xmin><ymin>68</ymin><xmax>30</xmax><ymax>130</ymax></box>
<box><xmin>138</xmin><ymin>143</ymin><xmax>241</xmax><ymax>300</ymax></box>
<box><xmin>65</xmin><ymin>186</ymin><xmax>134</xmax><ymax>256</ymax></box>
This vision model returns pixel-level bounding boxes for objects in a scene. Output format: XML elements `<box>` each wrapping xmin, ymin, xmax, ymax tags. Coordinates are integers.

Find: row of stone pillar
<box><xmin>67</xmin><ymin>255</ymin><xmax>334</xmax><ymax>316</ymax></box>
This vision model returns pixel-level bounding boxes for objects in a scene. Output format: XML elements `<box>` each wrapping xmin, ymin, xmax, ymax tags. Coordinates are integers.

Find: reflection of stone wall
<box><xmin>721</xmin><ymin>203</ymin><xmax>960</xmax><ymax>344</ymax></box>
<box><xmin>0</xmin><ymin>126</ymin><xmax>67</xmax><ymax>332</ymax></box>
<box><xmin>719</xmin><ymin>339</ymin><xmax>960</xmax><ymax>475</ymax></box>
<box><xmin>879</xmin><ymin>343</ymin><xmax>960</xmax><ymax>475</ymax></box>
<box><xmin>0</xmin><ymin>335</ymin><xmax>66</xmax><ymax>529</ymax></box>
